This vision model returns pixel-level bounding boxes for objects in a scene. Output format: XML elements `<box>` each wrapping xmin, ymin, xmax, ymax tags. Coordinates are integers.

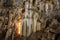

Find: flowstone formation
<box><xmin>0</xmin><ymin>0</ymin><xmax>60</xmax><ymax>40</ymax></box>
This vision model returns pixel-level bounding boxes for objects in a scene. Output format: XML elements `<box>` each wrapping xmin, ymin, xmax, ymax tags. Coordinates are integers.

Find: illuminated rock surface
<box><xmin>0</xmin><ymin>0</ymin><xmax>60</xmax><ymax>40</ymax></box>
